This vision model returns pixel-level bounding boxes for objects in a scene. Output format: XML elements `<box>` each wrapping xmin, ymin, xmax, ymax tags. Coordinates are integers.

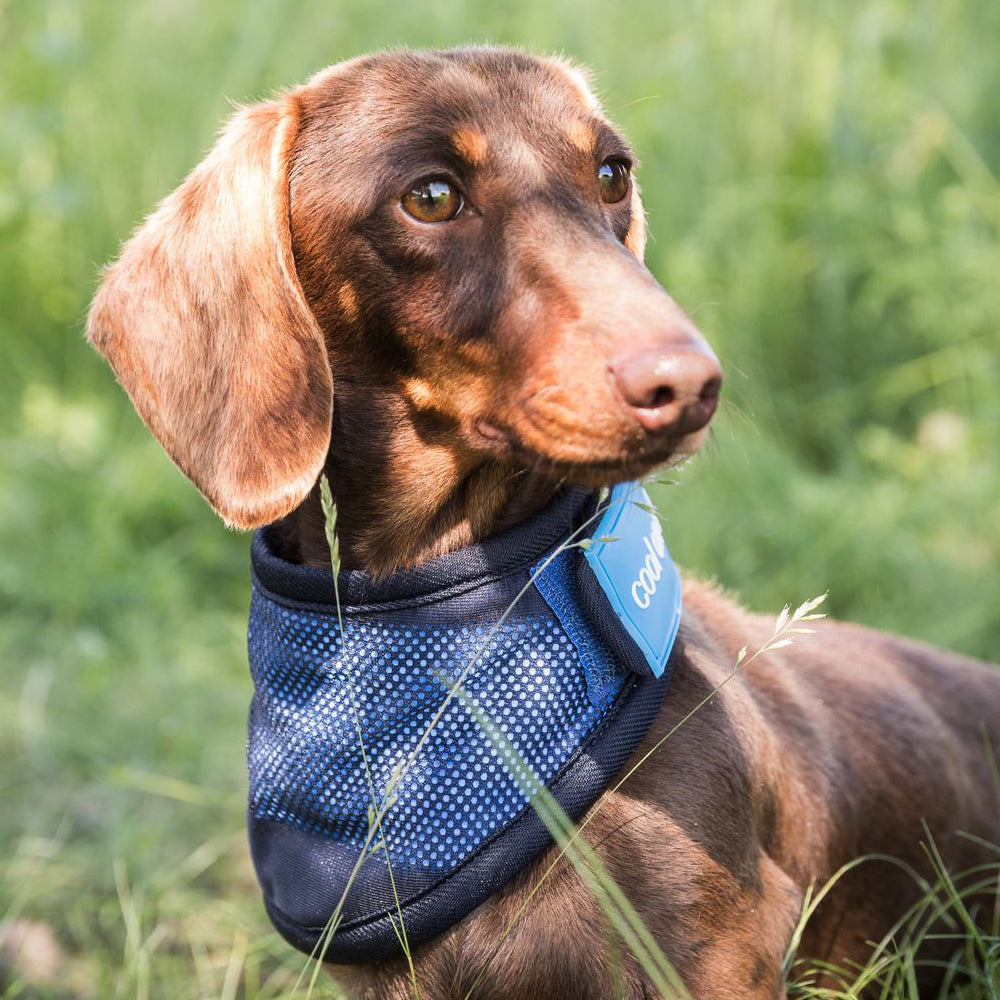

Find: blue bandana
<box><xmin>247</xmin><ymin>483</ymin><xmax>681</xmax><ymax>963</ymax></box>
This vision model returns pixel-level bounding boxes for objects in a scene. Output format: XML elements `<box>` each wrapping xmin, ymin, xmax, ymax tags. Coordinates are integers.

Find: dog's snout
<box><xmin>611</xmin><ymin>346</ymin><xmax>722</xmax><ymax>434</ymax></box>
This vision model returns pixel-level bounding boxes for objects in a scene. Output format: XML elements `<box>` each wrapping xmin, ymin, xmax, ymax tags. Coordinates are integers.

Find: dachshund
<box><xmin>87</xmin><ymin>47</ymin><xmax>999</xmax><ymax>999</ymax></box>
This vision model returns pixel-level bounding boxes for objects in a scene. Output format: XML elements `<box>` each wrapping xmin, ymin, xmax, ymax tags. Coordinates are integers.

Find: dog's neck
<box><xmin>268</xmin><ymin>375</ymin><xmax>567</xmax><ymax>574</ymax></box>
<box><xmin>271</xmin><ymin>459</ymin><xmax>562</xmax><ymax>576</ymax></box>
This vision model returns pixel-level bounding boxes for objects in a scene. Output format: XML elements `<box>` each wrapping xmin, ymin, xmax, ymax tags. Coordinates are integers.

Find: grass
<box><xmin>786</xmin><ymin>837</ymin><xmax>1000</xmax><ymax>998</ymax></box>
<box><xmin>1</xmin><ymin>0</ymin><xmax>999</xmax><ymax>996</ymax></box>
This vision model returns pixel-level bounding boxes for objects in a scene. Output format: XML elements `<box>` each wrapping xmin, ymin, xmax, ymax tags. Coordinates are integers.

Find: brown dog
<box><xmin>87</xmin><ymin>47</ymin><xmax>999</xmax><ymax>999</ymax></box>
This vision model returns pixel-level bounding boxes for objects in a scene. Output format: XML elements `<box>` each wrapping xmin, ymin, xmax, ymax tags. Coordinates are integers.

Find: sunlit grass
<box><xmin>786</xmin><ymin>841</ymin><xmax>1000</xmax><ymax>999</ymax></box>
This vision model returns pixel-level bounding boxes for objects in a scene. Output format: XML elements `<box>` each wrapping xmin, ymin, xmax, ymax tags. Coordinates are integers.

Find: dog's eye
<box><xmin>401</xmin><ymin>178</ymin><xmax>464</xmax><ymax>224</ymax></box>
<box><xmin>598</xmin><ymin>158</ymin><xmax>630</xmax><ymax>204</ymax></box>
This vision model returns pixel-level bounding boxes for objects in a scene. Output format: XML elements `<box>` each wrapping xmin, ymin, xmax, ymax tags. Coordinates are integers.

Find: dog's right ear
<box><xmin>87</xmin><ymin>95</ymin><xmax>332</xmax><ymax>530</ymax></box>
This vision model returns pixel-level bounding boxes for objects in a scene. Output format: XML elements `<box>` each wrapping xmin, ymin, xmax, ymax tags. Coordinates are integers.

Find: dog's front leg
<box><xmin>329</xmin><ymin>835</ymin><xmax>801</xmax><ymax>1000</ymax></box>
<box><xmin>622</xmin><ymin>842</ymin><xmax>803</xmax><ymax>1000</ymax></box>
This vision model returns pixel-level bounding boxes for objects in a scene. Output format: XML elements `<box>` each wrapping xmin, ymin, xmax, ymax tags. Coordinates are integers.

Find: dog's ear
<box><xmin>87</xmin><ymin>95</ymin><xmax>331</xmax><ymax>529</ymax></box>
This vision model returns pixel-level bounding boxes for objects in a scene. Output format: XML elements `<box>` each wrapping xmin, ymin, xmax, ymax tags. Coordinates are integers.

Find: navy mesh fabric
<box><xmin>247</xmin><ymin>552</ymin><xmax>626</xmax><ymax>870</ymax></box>
<box><xmin>245</xmin><ymin>488</ymin><xmax>674</xmax><ymax>962</ymax></box>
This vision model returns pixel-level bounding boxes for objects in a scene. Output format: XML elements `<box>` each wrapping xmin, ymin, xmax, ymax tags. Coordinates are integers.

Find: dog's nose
<box><xmin>611</xmin><ymin>346</ymin><xmax>722</xmax><ymax>434</ymax></box>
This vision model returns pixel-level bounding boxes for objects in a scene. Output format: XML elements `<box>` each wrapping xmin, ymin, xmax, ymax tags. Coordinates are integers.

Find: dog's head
<box><xmin>88</xmin><ymin>48</ymin><xmax>720</xmax><ymax>558</ymax></box>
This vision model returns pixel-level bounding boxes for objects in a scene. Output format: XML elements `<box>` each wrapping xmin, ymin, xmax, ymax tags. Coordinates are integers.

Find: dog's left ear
<box><xmin>87</xmin><ymin>95</ymin><xmax>332</xmax><ymax>529</ymax></box>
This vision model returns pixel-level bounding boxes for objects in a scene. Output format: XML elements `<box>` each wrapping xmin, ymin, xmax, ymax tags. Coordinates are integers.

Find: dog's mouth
<box><xmin>470</xmin><ymin>415</ymin><xmax>710</xmax><ymax>487</ymax></box>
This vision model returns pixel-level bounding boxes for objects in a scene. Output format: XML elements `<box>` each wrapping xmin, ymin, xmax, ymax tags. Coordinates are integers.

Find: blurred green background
<box><xmin>1</xmin><ymin>0</ymin><xmax>997</xmax><ymax>996</ymax></box>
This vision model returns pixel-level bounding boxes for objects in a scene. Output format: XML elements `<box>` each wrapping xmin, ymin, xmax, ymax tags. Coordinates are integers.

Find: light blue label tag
<box><xmin>584</xmin><ymin>482</ymin><xmax>682</xmax><ymax>678</ymax></box>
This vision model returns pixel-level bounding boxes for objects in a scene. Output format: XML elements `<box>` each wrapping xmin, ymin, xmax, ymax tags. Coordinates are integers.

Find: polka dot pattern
<box><xmin>247</xmin><ymin>552</ymin><xmax>628</xmax><ymax>871</ymax></box>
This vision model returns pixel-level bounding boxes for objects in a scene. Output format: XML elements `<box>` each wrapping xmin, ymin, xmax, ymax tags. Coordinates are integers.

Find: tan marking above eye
<box><xmin>451</xmin><ymin>126</ymin><xmax>488</xmax><ymax>166</ymax></box>
<box><xmin>401</xmin><ymin>179</ymin><xmax>464</xmax><ymax>223</ymax></box>
<box><xmin>565</xmin><ymin>120</ymin><xmax>595</xmax><ymax>153</ymax></box>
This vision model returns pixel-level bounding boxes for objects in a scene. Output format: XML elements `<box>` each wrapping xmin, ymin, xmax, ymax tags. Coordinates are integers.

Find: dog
<box><xmin>86</xmin><ymin>47</ymin><xmax>999</xmax><ymax>999</ymax></box>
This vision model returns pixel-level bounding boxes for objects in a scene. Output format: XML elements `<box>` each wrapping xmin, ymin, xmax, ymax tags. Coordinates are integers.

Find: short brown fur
<box><xmin>88</xmin><ymin>47</ymin><xmax>999</xmax><ymax>998</ymax></box>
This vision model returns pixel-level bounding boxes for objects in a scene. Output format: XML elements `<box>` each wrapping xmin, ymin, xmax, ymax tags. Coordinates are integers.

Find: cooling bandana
<box><xmin>247</xmin><ymin>482</ymin><xmax>682</xmax><ymax>962</ymax></box>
